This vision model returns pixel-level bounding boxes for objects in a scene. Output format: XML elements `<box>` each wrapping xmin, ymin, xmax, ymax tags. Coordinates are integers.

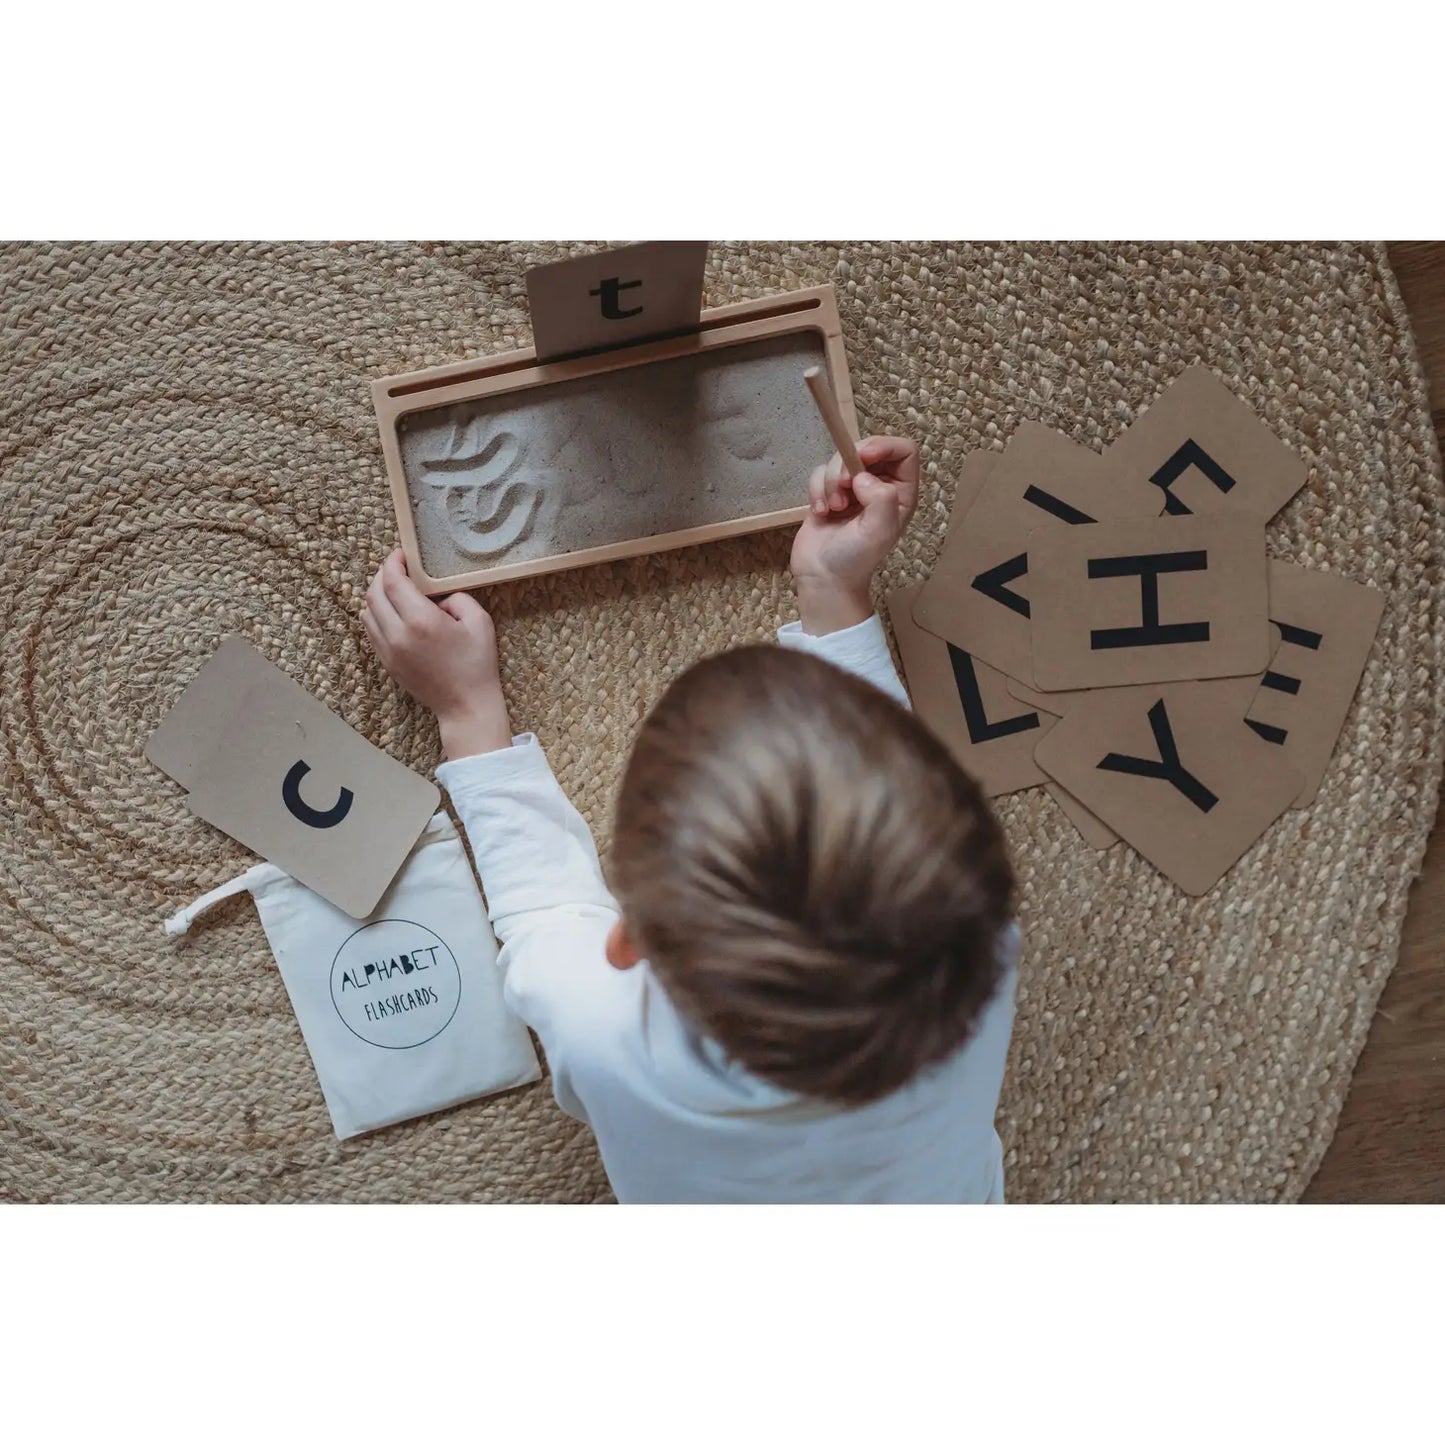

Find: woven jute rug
<box><xmin>2</xmin><ymin>242</ymin><xmax>1441</xmax><ymax>1203</ymax></box>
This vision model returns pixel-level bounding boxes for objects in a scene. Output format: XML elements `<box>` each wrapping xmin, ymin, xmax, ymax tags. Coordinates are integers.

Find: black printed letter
<box><xmin>588</xmin><ymin>276</ymin><xmax>643</xmax><ymax>320</ymax></box>
<box><xmin>949</xmin><ymin>644</ymin><xmax>1040</xmax><ymax>744</ymax></box>
<box><xmin>1088</xmin><ymin>550</ymin><xmax>1211</xmax><ymax>650</ymax></box>
<box><xmin>969</xmin><ymin>487</ymin><xmax>1096</xmax><ymax>619</ymax></box>
<box><xmin>1150</xmin><ymin>439</ymin><xmax>1239</xmax><ymax>516</ymax></box>
<box><xmin>971</xmin><ymin>552</ymin><xmax>1030</xmax><ymax>618</ymax></box>
<box><xmin>281</xmin><ymin>760</ymin><xmax>354</xmax><ymax>829</ymax></box>
<box><xmin>1097</xmin><ymin>700</ymin><xmax>1218</xmax><ymax>813</ymax></box>
<box><xmin>1245</xmin><ymin>619</ymin><xmax>1322</xmax><ymax>745</ymax></box>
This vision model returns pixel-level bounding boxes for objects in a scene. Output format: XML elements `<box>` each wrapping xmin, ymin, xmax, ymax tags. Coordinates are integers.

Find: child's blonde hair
<box><xmin>610</xmin><ymin>645</ymin><xmax>1014</xmax><ymax>1106</ymax></box>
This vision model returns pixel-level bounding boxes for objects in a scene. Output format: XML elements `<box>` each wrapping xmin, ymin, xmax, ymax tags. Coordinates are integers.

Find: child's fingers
<box><xmin>824</xmin><ymin>453</ymin><xmax>855</xmax><ymax>511</ymax></box>
<box><xmin>858</xmin><ymin>437</ymin><xmax>920</xmax><ymax>521</ymax></box>
<box><xmin>438</xmin><ymin>592</ymin><xmax>488</xmax><ymax>632</ymax></box>
<box><xmin>361</xmin><ymin>606</ymin><xmax>387</xmax><ymax>656</ymax></box>
<box><xmin>858</xmin><ymin>436</ymin><xmax>920</xmax><ymax>486</ymax></box>
<box><xmin>851</xmin><ymin>470</ymin><xmax>885</xmax><ymax>506</ymax></box>
<box><xmin>365</xmin><ymin>566</ymin><xmax>401</xmax><ymax>636</ymax></box>
<box><xmin>807</xmin><ymin>464</ymin><xmax>829</xmax><ymax>515</ymax></box>
<box><xmin>852</xmin><ymin>471</ymin><xmax>903</xmax><ymax>533</ymax></box>
<box><xmin>381</xmin><ymin>547</ymin><xmax>435</xmax><ymax>629</ymax></box>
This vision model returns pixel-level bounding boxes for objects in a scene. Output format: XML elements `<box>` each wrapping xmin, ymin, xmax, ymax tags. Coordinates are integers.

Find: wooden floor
<box><xmin>1303</xmin><ymin>243</ymin><xmax>1445</xmax><ymax>1202</ymax></box>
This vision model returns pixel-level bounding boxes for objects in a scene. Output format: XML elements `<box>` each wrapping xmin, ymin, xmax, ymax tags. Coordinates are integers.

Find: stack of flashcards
<box><xmin>892</xmin><ymin>368</ymin><xmax>1385</xmax><ymax>895</ymax></box>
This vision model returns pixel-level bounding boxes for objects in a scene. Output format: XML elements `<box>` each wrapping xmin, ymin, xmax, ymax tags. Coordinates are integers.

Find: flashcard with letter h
<box><xmin>1034</xmin><ymin>676</ymin><xmax>1303</xmax><ymax>894</ymax></box>
<box><xmin>1027</xmin><ymin>512</ymin><xmax>1270</xmax><ymax>691</ymax></box>
<box><xmin>911</xmin><ymin>423</ymin><xmax>1163</xmax><ymax>686</ymax></box>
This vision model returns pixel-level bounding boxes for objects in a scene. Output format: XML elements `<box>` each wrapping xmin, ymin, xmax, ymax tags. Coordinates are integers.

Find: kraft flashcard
<box><xmin>1008</xmin><ymin>677</ymin><xmax>1093</xmax><ymax>715</ymax></box>
<box><xmin>1046</xmin><ymin>783</ymin><xmax>1119</xmax><ymax>850</ymax></box>
<box><xmin>177</xmin><ymin>649</ymin><xmax>439</xmax><ymax>918</ymax></box>
<box><xmin>1097</xmin><ymin>366</ymin><xmax>1309</xmax><ymax>521</ymax></box>
<box><xmin>941</xmin><ymin>449</ymin><xmax>1000</xmax><ymax>539</ymax></box>
<box><xmin>1034</xmin><ymin>678</ymin><xmax>1304</xmax><ymax>895</ymax></box>
<box><xmin>1245</xmin><ymin>561</ymin><xmax>1385</xmax><ymax>807</ymax></box>
<box><xmin>1028</xmin><ymin>628</ymin><xmax>1284</xmax><ymax>856</ymax></box>
<box><xmin>1027</xmin><ymin>512</ymin><xmax>1269</xmax><ymax>691</ymax></box>
<box><xmin>524</xmin><ymin>241</ymin><xmax>709</xmax><ymax>362</ymax></box>
<box><xmin>911</xmin><ymin>423</ymin><xmax>1162</xmax><ymax>686</ymax></box>
<box><xmin>1012</xmin><ymin>624</ymin><xmax>1284</xmax><ymax>715</ymax></box>
<box><xmin>1014</xmin><ymin>688</ymin><xmax>1119</xmax><ymax>848</ymax></box>
<box><xmin>145</xmin><ymin>636</ymin><xmax>290</xmax><ymax>787</ymax></box>
<box><xmin>888</xmin><ymin>585</ymin><xmax>1056</xmax><ymax>796</ymax></box>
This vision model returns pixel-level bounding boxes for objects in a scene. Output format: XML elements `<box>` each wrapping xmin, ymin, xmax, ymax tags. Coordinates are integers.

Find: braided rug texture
<box><xmin>1</xmin><ymin>242</ymin><xmax>1440</xmax><ymax>1204</ymax></box>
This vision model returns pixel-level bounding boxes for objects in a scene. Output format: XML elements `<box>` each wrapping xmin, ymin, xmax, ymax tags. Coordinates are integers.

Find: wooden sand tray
<box><xmin>373</xmin><ymin>283</ymin><xmax>856</xmax><ymax>593</ymax></box>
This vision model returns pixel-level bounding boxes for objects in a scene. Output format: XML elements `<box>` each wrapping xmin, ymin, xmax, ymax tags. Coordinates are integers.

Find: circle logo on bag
<box><xmin>330</xmin><ymin>919</ymin><xmax>462</xmax><ymax>1050</ymax></box>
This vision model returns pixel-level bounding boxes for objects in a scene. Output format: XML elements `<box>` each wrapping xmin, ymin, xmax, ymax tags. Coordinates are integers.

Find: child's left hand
<box><xmin>790</xmin><ymin>435</ymin><xmax>919</xmax><ymax>635</ymax></box>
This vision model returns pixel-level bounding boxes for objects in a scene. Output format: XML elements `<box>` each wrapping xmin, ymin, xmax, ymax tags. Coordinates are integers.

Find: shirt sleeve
<box><xmin>777</xmin><ymin>612</ymin><xmax>911</xmax><ymax>709</ymax></box>
<box><xmin>436</xmin><ymin>735</ymin><xmax>629</xmax><ymax>1120</ymax></box>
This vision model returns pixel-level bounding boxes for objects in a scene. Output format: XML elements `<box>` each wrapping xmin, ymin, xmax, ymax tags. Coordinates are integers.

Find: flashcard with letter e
<box><xmin>888</xmin><ymin>585</ymin><xmax>1056</xmax><ymax>796</ymax></box>
<box><xmin>171</xmin><ymin>646</ymin><xmax>439</xmax><ymax>918</ymax></box>
<box><xmin>1097</xmin><ymin>366</ymin><xmax>1308</xmax><ymax>522</ymax></box>
<box><xmin>1027</xmin><ymin>512</ymin><xmax>1269</xmax><ymax>691</ymax></box>
<box><xmin>1034</xmin><ymin>678</ymin><xmax>1303</xmax><ymax>895</ymax></box>
<box><xmin>1245</xmin><ymin>561</ymin><xmax>1385</xmax><ymax>807</ymax></box>
<box><xmin>911</xmin><ymin>423</ymin><xmax>1162</xmax><ymax>686</ymax></box>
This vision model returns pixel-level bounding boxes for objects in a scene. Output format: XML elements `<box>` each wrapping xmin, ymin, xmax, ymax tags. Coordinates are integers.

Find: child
<box><xmin>362</xmin><ymin>437</ymin><xmax>1018</xmax><ymax>1202</ymax></box>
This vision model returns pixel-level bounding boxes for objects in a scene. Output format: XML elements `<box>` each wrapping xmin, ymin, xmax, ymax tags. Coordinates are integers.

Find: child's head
<box><xmin>608</xmin><ymin>645</ymin><xmax>1014</xmax><ymax>1106</ymax></box>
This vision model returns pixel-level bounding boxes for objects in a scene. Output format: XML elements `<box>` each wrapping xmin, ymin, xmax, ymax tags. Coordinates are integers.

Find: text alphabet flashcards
<box><xmin>911</xmin><ymin>423</ymin><xmax>1162</xmax><ymax>686</ymax></box>
<box><xmin>1027</xmin><ymin>512</ymin><xmax>1270</xmax><ymax>691</ymax></box>
<box><xmin>1097</xmin><ymin>366</ymin><xmax>1309</xmax><ymax>522</ymax></box>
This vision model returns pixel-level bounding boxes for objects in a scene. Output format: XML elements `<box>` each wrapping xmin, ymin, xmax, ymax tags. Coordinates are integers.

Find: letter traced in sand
<box><xmin>421</xmin><ymin>415</ymin><xmax>556</xmax><ymax>561</ymax></box>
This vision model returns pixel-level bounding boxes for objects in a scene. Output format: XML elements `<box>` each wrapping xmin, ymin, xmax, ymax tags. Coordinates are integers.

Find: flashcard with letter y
<box><xmin>1034</xmin><ymin>678</ymin><xmax>1303</xmax><ymax>894</ymax></box>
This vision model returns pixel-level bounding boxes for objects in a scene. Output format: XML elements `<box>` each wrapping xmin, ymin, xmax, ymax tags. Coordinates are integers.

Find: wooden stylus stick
<box><xmin>803</xmin><ymin>366</ymin><xmax>864</xmax><ymax>477</ymax></box>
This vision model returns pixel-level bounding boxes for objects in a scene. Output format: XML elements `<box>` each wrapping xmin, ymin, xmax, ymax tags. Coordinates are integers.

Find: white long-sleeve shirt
<box><xmin>436</xmin><ymin>615</ymin><xmax>1018</xmax><ymax>1203</ymax></box>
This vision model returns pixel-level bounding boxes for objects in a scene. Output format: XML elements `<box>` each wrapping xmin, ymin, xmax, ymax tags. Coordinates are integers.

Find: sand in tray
<box><xmin>398</xmin><ymin>331</ymin><xmax>836</xmax><ymax>579</ymax></box>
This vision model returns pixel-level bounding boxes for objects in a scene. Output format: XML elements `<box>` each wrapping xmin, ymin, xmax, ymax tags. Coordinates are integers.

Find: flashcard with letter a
<box><xmin>180</xmin><ymin>656</ymin><xmax>439</xmax><ymax>918</ymax></box>
<box><xmin>1034</xmin><ymin>678</ymin><xmax>1303</xmax><ymax>895</ymax></box>
<box><xmin>911</xmin><ymin>423</ymin><xmax>1162</xmax><ymax>686</ymax></box>
<box><xmin>1027</xmin><ymin>512</ymin><xmax>1269</xmax><ymax>691</ymax></box>
<box><xmin>1097</xmin><ymin>366</ymin><xmax>1308</xmax><ymax>521</ymax></box>
<box><xmin>1245</xmin><ymin>561</ymin><xmax>1385</xmax><ymax>807</ymax></box>
<box><xmin>888</xmin><ymin>585</ymin><xmax>1056</xmax><ymax>796</ymax></box>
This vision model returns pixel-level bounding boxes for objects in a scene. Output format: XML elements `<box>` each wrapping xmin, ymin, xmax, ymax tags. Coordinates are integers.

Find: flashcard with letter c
<box><xmin>149</xmin><ymin>638</ymin><xmax>438</xmax><ymax>918</ymax></box>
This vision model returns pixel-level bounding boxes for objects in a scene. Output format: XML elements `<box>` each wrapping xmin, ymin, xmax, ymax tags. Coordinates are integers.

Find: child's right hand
<box><xmin>790</xmin><ymin>435</ymin><xmax>920</xmax><ymax>635</ymax></box>
<box><xmin>362</xmin><ymin>548</ymin><xmax>514</xmax><ymax>759</ymax></box>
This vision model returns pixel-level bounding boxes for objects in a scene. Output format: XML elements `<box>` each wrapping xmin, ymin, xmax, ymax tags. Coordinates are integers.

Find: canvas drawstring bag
<box><xmin>165</xmin><ymin>813</ymin><xmax>541</xmax><ymax>1139</ymax></box>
